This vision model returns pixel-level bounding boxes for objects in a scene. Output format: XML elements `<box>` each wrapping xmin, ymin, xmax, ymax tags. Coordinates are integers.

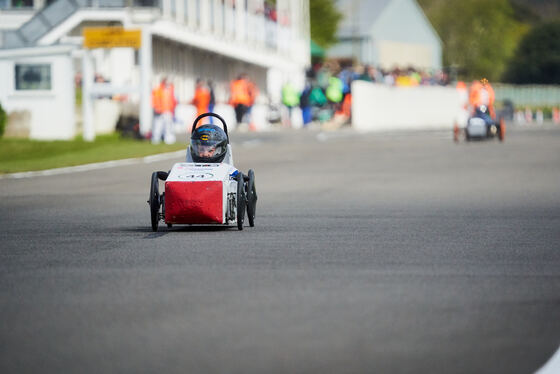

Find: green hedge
<box><xmin>0</xmin><ymin>102</ymin><xmax>6</xmax><ymax>138</ymax></box>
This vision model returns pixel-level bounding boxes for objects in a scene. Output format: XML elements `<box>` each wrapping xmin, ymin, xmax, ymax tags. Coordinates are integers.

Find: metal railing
<box><xmin>2</xmin><ymin>0</ymin><xmax>160</xmax><ymax>48</ymax></box>
<box><xmin>1</xmin><ymin>0</ymin><xmax>301</xmax><ymax>61</ymax></box>
<box><xmin>495</xmin><ymin>84</ymin><xmax>560</xmax><ymax>107</ymax></box>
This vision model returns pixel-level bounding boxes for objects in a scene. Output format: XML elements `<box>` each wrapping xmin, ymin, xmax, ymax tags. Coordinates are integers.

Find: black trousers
<box><xmin>235</xmin><ymin>104</ymin><xmax>249</xmax><ymax>124</ymax></box>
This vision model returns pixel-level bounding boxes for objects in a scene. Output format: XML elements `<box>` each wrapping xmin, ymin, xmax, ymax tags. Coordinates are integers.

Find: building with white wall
<box><xmin>328</xmin><ymin>0</ymin><xmax>441</xmax><ymax>70</ymax></box>
<box><xmin>0</xmin><ymin>44</ymin><xmax>75</xmax><ymax>139</ymax></box>
<box><xmin>0</xmin><ymin>0</ymin><xmax>310</xmax><ymax>139</ymax></box>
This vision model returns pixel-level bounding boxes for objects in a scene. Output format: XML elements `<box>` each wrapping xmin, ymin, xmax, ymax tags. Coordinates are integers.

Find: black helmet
<box><xmin>190</xmin><ymin>124</ymin><xmax>228</xmax><ymax>163</ymax></box>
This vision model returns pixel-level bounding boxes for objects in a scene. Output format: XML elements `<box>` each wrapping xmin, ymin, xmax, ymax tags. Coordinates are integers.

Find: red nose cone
<box><xmin>164</xmin><ymin>181</ymin><xmax>223</xmax><ymax>224</ymax></box>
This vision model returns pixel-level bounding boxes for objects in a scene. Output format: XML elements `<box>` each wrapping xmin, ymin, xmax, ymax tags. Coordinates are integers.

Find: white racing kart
<box><xmin>148</xmin><ymin>113</ymin><xmax>257</xmax><ymax>231</ymax></box>
<box><xmin>454</xmin><ymin>105</ymin><xmax>506</xmax><ymax>143</ymax></box>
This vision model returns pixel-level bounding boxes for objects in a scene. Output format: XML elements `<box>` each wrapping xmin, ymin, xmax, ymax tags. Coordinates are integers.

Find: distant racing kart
<box><xmin>148</xmin><ymin>113</ymin><xmax>257</xmax><ymax>231</ymax></box>
<box><xmin>454</xmin><ymin>105</ymin><xmax>505</xmax><ymax>143</ymax></box>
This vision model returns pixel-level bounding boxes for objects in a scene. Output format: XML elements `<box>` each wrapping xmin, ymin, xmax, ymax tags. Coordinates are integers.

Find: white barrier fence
<box><xmin>352</xmin><ymin>80</ymin><xmax>464</xmax><ymax>131</ymax></box>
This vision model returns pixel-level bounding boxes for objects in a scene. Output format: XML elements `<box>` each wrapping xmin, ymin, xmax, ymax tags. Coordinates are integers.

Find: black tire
<box><xmin>498</xmin><ymin>118</ymin><xmax>506</xmax><ymax>142</ymax></box>
<box><xmin>236</xmin><ymin>173</ymin><xmax>246</xmax><ymax>230</ymax></box>
<box><xmin>149</xmin><ymin>172</ymin><xmax>160</xmax><ymax>232</ymax></box>
<box><xmin>246</xmin><ymin>169</ymin><xmax>257</xmax><ymax>227</ymax></box>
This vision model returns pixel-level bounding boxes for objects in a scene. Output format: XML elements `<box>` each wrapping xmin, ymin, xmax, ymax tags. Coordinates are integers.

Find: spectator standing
<box><xmin>247</xmin><ymin>77</ymin><xmax>259</xmax><ymax>130</ymax></box>
<box><xmin>206</xmin><ymin>80</ymin><xmax>216</xmax><ymax>124</ymax></box>
<box><xmin>326</xmin><ymin>76</ymin><xmax>343</xmax><ymax>111</ymax></box>
<box><xmin>356</xmin><ymin>65</ymin><xmax>372</xmax><ymax>82</ymax></box>
<box><xmin>282</xmin><ymin>82</ymin><xmax>300</xmax><ymax>127</ymax></box>
<box><xmin>300</xmin><ymin>81</ymin><xmax>313</xmax><ymax>127</ymax></box>
<box><xmin>309</xmin><ymin>83</ymin><xmax>329</xmax><ymax>122</ymax></box>
<box><xmin>230</xmin><ymin>74</ymin><xmax>252</xmax><ymax>127</ymax></box>
<box><xmin>192</xmin><ymin>79</ymin><xmax>211</xmax><ymax>120</ymax></box>
<box><xmin>152</xmin><ymin>77</ymin><xmax>177</xmax><ymax>144</ymax></box>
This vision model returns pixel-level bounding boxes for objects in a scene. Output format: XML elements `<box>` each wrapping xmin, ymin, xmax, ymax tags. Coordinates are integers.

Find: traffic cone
<box><xmin>525</xmin><ymin>107</ymin><xmax>533</xmax><ymax>123</ymax></box>
<box><xmin>553</xmin><ymin>107</ymin><xmax>560</xmax><ymax>124</ymax></box>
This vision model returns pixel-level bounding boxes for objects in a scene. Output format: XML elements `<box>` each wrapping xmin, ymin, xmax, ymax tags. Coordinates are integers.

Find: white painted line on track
<box><xmin>535</xmin><ymin>346</ymin><xmax>560</xmax><ymax>374</ymax></box>
<box><xmin>0</xmin><ymin>150</ymin><xmax>185</xmax><ymax>180</ymax></box>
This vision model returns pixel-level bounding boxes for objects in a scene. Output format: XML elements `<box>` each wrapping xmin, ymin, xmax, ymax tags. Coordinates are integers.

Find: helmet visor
<box><xmin>191</xmin><ymin>139</ymin><xmax>226</xmax><ymax>161</ymax></box>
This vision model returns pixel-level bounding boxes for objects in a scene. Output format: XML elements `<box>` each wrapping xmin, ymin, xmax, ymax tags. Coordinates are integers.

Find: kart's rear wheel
<box><xmin>499</xmin><ymin>118</ymin><xmax>506</xmax><ymax>142</ymax></box>
<box><xmin>236</xmin><ymin>173</ymin><xmax>246</xmax><ymax>230</ymax></box>
<box><xmin>149</xmin><ymin>172</ymin><xmax>160</xmax><ymax>232</ymax></box>
<box><xmin>246</xmin><ymin>169</ymin><xmax>257</xmax><ymax>227</ymax></box>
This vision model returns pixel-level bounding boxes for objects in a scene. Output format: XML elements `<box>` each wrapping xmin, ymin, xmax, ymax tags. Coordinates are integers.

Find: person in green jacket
<box><xmin>282</xmin><ymin>82</ymin><xmax>300</xmax><ymax>127</ymax></box>
<box><xmin>326</xmin><ymin>76</ymin><xmax>343</xmax><ymax>104</ymax></box>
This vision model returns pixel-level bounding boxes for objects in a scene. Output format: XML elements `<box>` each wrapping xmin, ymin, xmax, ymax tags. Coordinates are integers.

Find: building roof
<box><xmin>337</xmin><ymin>0</ymin><xmax>392</xmax><ymax>38</ymax></box>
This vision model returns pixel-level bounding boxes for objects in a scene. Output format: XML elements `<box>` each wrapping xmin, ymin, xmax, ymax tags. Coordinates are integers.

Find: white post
<box><xmin>213</xmin><ymin>0</ymin><xmax>222</xmax><ymax>34</ymax></box>
<box><xmin>162</xmin><ymin>0</ymin><xmax>171</xmax><ymax>19</ymax></box>
<box><xmin>246</xmin><ymin>0</ymin><xmax>256</xmax><ymax>44</ymax></box>
<box><xmin>139</xmin><ymin>26</ymin><xmax>153</xmax><ymax>136</ymax></box>
<box><xmin>277</xmin><ymin>0</ymin><xmax>286</xmax><ymax>52</ymax></box>
<box><xmin>225</xmin><ymin>1</ymin><xmax>234</xmax><ymax>36</ymax></box>
<box><xmin>200</xmin><ymin>0</ymin><xmax>210</xmax><ymax>32</ymax></box>
<box><xmin>175</xmin><ymin>0</ymin><xmax>184</xmax><ymax>24</ymax></box>
<box><xmin>256</xmin><ymin>0</ymin><xmax>265</xmax><ymax>47</ymax></box>
<box><xmin>187</xmin><ymin>0</ymin><xmax>197</xmax><ymax>28</ymax></box>
<box><xmin>235</xmin><ymin>0</ymin><xmax>245</xmax><ymax>42</ymax></box>
<box><xmin>82</xmin><ymin>49</ymin><xmax>95</xmax><ymax>142</ymax></box>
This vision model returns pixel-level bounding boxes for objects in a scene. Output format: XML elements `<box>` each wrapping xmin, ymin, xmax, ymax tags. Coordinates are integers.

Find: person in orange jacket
<box><xmin>152</xmin><ymin>77</ymin><xmax>177</xmax><ymax>144</ymax></box>
<box><xmin>230</xmin><ymin>74</ymin><xmax>252</xmax><ymax>126</ymax></box>
<box><xmin>192</xmin><ymin>79</ymin><xmax>211</xmax><ymax>121</ymax></box>
<box><xmin>469</xmin><ymin>78</ymin><xmax>496</xmax><ymax>119</ymax></box>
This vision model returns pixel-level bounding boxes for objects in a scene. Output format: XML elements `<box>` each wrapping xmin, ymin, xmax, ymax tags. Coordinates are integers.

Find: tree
<box><xmin>503</xmin><ymin>21</ymin><xmax>560</xmax><ymax>83</ymax></box>
<box><xmin>419</xmin><ymin>0</ymin><xmax>527</xmax><ymax>81</ymax></box>
<box><xmin>310</xmin><ymin>0</ymin><xmax>342</xmax><ymax>49</ymax></box>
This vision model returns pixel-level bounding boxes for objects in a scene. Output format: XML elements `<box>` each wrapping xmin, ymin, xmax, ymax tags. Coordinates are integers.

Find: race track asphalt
<box><xmin>1</xmin><ymin>126</ymin><xmax>559</xmax><ymax>374</ymax></box>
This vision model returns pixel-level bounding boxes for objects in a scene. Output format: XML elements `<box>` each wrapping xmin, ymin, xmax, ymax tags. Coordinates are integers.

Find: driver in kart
<box><xmin>469</xmin><ymin>78</ymin><xmax>496</xmax><ymax>120</ymax></box>
<box><xmin>190</xmin><ymin>124</ymin><xmax>228</xmax><ymax>163</ymax></box>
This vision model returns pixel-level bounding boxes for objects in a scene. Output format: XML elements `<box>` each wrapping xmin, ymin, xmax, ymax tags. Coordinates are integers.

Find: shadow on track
<box><xmin>118</xmin><ymin>225</ymin><xmax>232</xmax><ymax>239</ymax></box>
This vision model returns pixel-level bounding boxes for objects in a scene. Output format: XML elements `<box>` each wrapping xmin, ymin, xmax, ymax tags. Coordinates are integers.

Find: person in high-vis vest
<box><xmin>282</xmin><ymin>82</ymin><xmax>299</xmax><ymax>127</ymax></box>
<box><xmin>229</xmin><ymin>74</ymin><xmax>252</xmax><ymax>126</ymax></box>
<box><xmin>152</xmin><ymin>77</ymin><xmax>177</xmax><ymax>144</ymax></box>
<box><xmin>192</xmin><ymin>79</ymin><xmax>211</xmax><ymax>120</ymax></box>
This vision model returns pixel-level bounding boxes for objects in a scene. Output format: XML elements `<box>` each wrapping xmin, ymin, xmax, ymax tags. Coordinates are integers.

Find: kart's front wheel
<box><xmin>236</xmin><ymin>173</ymin><xmax>246</xmax><ymax>230</ymax></box>
<box><xmin>149</xmin><ymin>172</ymin><xmax>160</xmax><ymax>232</ymax></box>
<box><xmin>247</xmin><ymin>169</ymin><xmax>257</xmax><ymax>227</ymax></box>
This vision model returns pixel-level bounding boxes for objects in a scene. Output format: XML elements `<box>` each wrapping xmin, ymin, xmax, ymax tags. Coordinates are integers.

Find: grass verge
<box><xmin>0</xmin><ymin>134</ymin><xmax>186</xmax><ymax>174</ymax></box>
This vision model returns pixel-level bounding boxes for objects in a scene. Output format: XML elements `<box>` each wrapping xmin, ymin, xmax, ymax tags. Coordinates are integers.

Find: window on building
<box><xmin>0</xmin><ymin>0</ymin><xmax>33</xmax><ymax>8</ymax></box>
<box><xmin>15</xmin><ymin>64</ymin><xmax>52</xmax><ymax>91</ymax></box>
<box><xmin>10</xmin><ymin>0</ymin><xmax>33</xmax><ymax>8</ymax></box>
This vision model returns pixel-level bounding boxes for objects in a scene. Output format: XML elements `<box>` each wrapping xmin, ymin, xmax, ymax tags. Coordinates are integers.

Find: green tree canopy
<box><xmin>310</xmin><ymin>0</ymin><xmax>342</xmax><ymax>49</ymax></box>
<box><xmin>419</xmin><ymin>0</ymin><xmax>527</xmax><ymax>81</ymax></box>
<box><xmin>503</xmin><ymin>20</ymin><xmax>560</xmax><ymax>83</ymax></box>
